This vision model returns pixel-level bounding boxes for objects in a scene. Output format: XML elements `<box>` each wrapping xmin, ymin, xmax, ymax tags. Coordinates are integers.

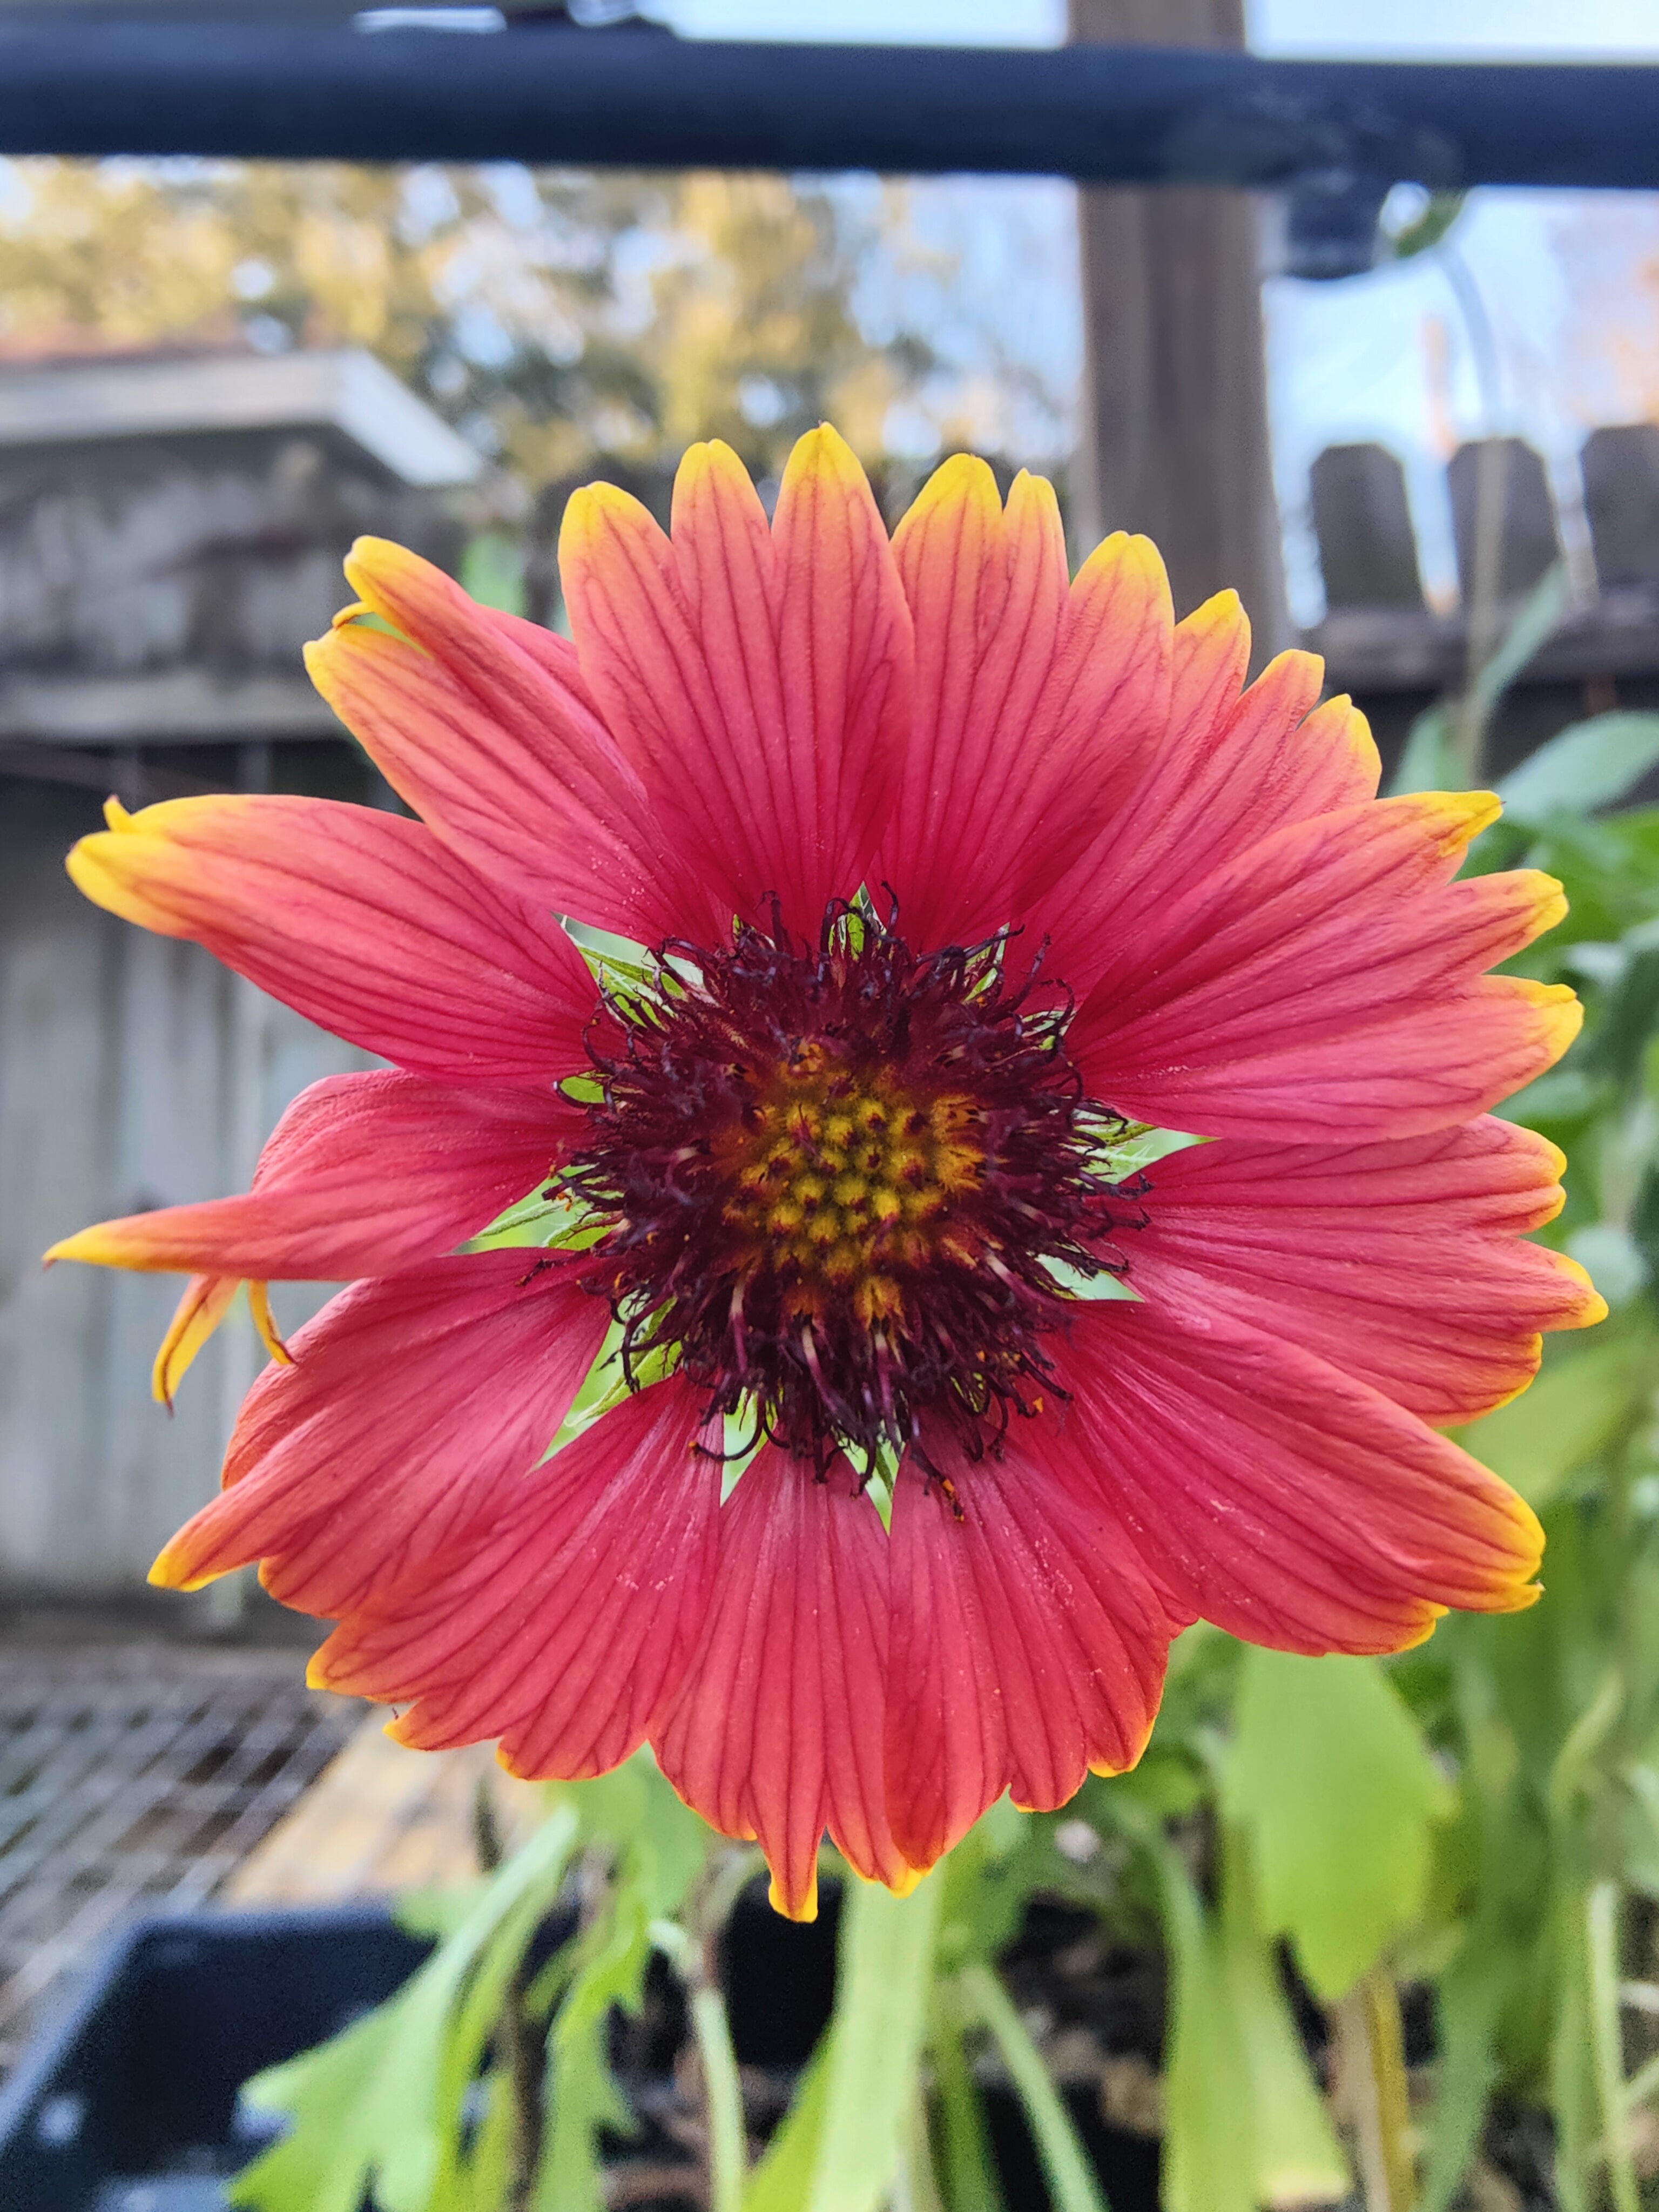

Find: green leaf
<box><xmin>1418</xmin><ymin>1946</ymin><xmax>1510</xmax><ymax>2212</ymax></box>
<box><xmin>228</xmin><ymin>2004</ymin><xmax>401</xmax><ymax>2212</ymax></box>
<box><xmin>957</xmin><ymin>1963</ymin><xmax>1108</xmax><ymax>2212</ymax></box>
<box><xmin>1499</xmin><ymin>713</ymin><xmax>1659</xmax><ymax>825</ymax></box>
<box><xmin>459</xmin><ymin>530</ymin><xmax>526</xmax><ymax>617</ymax></box>
<box><xmin>1389</xmin><ymin>703</ymin><xmax>1460</xmax><ymax>797</ymax></box>
<box><xmin>536</xmin><ymin>2005</ymin><xmax>633</xmax><ymax>2212</ymax></box>
<box><xmin>549</xmin><ymin>1751</ymin><xmax>712</xmax><ymax>1920</ymax></box>
<box><xmin>928</xmin><ymin>1983</ymin><xmax>1007</xmax><ymax>2212</ymax></box>
<box><xmin>233</xmin><ymin>1803</ymin><xmax>579</xmax><ymax>2212</ymax></box>
<box><xmin>1115</xmin><ymin>1809</ymin><xmax>1345</xmax><ymax>2212</ymax></box>
<box><xmin>1472</xmin><ymin>562</ymin><xmax>1573</xmax><ymax>726</ymax></box>
<box><xmin>1217</xmin><ymin>1831</ymin><xmax>1350</xmax><ymax>2207</ymax></box>
<box><xmin>1135</xmin><ymin>1827</ymin><xmax>1253</xmax><ymax>2212</ymax></box>
<box><xmin>1455</xmin><ymin>1328</ymin><xmax>1657</xmax><ymax>1510</ymax></box>
<box><xmin>744</xmin><ymin>2045</ymin><xmax>832</xmax><ymax>2212</ymax></box>
<box><xmin>1550</xmin><ymin>1879</ymin><xmax>1597</xmax><ymax>2212</ymax></box>
<box><xmin>933</xmin><ymin>1799</ymin><xmax>1036</xmax><ymax>1975</ymax></box>
<box><xmin>746</xmin><ymin>1871</ymin><xmax>942</xmax><ymax>2212</ymax></box>
<box><xmin>811</xmin><ymin>1874</ymin><xmax>942</xmax><ymax>2212</ymax></box>
<box><xmin>1566</xmin><ymin>1223</ymin><xmax>1648</xmax><ymax>1311</ymax></box>
<box><xmin>1390</xmin><ymin>564</ymin><xmax>1571</xmax><ymax>798</ymax></box>
<box><xmin>1635</xmin><ymin>1168</ymin><xmax>1659</xmax><ymax>1318</ymax></box>
<box><xmin>443</xmin><ymin>2065</ymin><xmax>524</xmax><ymax>2212</ymax></box>
<box><xmin>1224</xmin><ymin>1649</ymin><xmax>1451</xmax><ymax>2000</ymax></box>
<box><xmin>1587</xmin><ymin>941</ymin><xmax>1659</xmax><ymax>1089</ymax></box>
<box><xmin>1587</xmin><ymin>1881</ymin><xmax>1642</xmax><ymax>2212</ymax></box>
<box><xmin>534</xmin><ymin>1757</ymin><xmax>717</xmax><ymax>2210</ymax></box>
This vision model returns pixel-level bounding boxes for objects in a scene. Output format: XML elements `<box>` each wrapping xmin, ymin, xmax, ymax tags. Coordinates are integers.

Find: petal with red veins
<box><xmin>150</xmin><ymin>1253</ymin><xmax>610</xmax><ymax>1618</ymax></box>
<box><xmin>1106</xmin><ymin>977</ymin><xmax>1577</xmax><ymax>1144</ymax></box>
<box><xmin>559</xmin><ymin>428</ymin><xmax>913</xmax><ymax>935</ymax></box>
<box><xmin>883</xmin><ymin>1424</ymin><xmax>1170</xmax><ymax>1874</ymax></box>
<box><xmin>1070</xmin><ymin>793</ymin><xmax>1576</xmax><ymax>1139</ymax></box>
<box><xmin>1046</xmin><ymin>598</ymin><xmax>1380</xmax><ymax>996</ymax></box>
<box><xmin>47</xmin><ymin>1069</ymin><xmax>579</xmax><ymax>1282</ymax></box>
<box><xmin>1055</xmin><ymin>1299</ymin><xmax>1545</xmax><ymax>1657</ymax></box>
<box><xmin>875</xmin><ymin>455</ymin><xmax>1172</xmax><ymax>949</ymax></box>
<box><xmin>308</xmin><ymin>546</ymin><xmax>699</xmax><ymax>942</ymax></box>
<box><xmin>68</xmin><ymin>794</ymin><xmax>598</xmax><ymax>1084</ymax></box>
<box><xmin>653</xmin><ymin>1449</ymin><xmax>906</xmax><ymax>1920</ymax></box>
<box><xmin>1123</xmin><ymin>1117</ymin><xmax>1606</xmax><ymax>1425</ymax></box>
<box><xmin>312</xmin><ymin>1375</ymin><xmax>721</xmax><ymax>1784</ymax></box>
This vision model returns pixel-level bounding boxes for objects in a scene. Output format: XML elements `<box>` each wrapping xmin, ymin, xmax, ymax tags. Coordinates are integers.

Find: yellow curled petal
<box><xmin>152</xmin><ymin>1273</ymin><xmax>239</xmax><ymax>1409</ymax></box>
<box><xmin>247</xmin><ymin>1280</ymin><xmax>294</xmax><ymax>1368</ymax></box>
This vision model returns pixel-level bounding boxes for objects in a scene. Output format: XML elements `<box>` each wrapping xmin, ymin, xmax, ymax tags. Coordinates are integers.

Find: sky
<box><xmin>638</xmin><ymin>0</ymin><xmax>1659</xmax><ymax>622</ymax></box>
<box><xmin>651</xmin><ymin>0</ymin><xmax>1659</xmax><ymax>56</ymax></box>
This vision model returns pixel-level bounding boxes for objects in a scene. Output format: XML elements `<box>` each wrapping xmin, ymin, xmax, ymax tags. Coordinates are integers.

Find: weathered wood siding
<box><xmin>0</xmin><ymin>350</ymin><xmax>475</xmax><ymax>1596</ymax></box>
<box><xmin>0</xmin><ymin>777</ymin><xmax>371</xmax><ymax>1592</ymax></box>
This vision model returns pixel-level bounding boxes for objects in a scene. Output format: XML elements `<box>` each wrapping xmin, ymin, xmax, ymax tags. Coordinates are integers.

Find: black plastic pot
<box><xmin>0</xmin><ymin>1900</ymin><xmax>1162</xmax><ymax>2211</ymax></box>
<box><xmin>0</xmin><ymin>1906</ymin><xmax>432</xmax><ymax>2211</ymax></box>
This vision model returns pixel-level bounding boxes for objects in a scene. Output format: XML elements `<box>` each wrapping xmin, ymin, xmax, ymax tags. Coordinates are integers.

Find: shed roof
<box><xmin>0</xmin><ymin>348</ymin><xmax>482</xmax><ymax>487</ymax></box>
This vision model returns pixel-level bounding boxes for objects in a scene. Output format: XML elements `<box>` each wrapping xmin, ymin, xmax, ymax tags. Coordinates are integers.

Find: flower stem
<box><xmin>1337</xmin><ymin>1970</ymin><xmax>1415</xmax><ymax>2212</ymax></box>
<box><xmin>691</xmin><ymin>1982</ymin><xmax>747</xmax><ymax>2212</ymax></box>
<box><xmin>894</xmin><ymin>2082</ymin><xmax>947</xmax><ymax>2212</ymax></box>
<box><xmin>959</xmin><ymin>1962</ymin><xmax>1107</xmax><ymax>2212</ymax></box>
<box><xmin>930</xmin><ymin>1982</ymin><xmax>1007</xmax><ymax>2212</ymax></box>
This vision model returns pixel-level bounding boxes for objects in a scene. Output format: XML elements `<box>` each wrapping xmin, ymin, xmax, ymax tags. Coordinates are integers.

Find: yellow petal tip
<box><xmin>767</xmin><ymin>1870</ymin><xmax>819</xmax><ymax>1923</ymax></box>
<box><xmin>147</xmin><ymin>1544</ymin><xmax>217</xmax><ymax>1594</ymax></box>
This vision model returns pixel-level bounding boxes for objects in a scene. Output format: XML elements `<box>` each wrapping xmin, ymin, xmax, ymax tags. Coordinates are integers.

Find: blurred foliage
<box><xmin>0</xmin><ymin>159</ymin><xmax>932</xmax><ymax>490</ymax></box>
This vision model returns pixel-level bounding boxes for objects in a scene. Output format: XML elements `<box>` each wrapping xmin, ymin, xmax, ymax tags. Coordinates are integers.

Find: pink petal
<box><xmin>652</xmin><ymin>1448</ymin><xmax>906</xmax><ymax>1919</ymax></box>
<box><xmin>150</xmin><ymin>1253</ymin><xmax>610</xmax><ymax>1617</ymax></box>
<box><xmin>1043</xmin><ymin>597</ymin><xmax>1379</xmax><ymax>996</ymax></box>
<box><xmin>1124</xmin><ymin>1117</ymin><xmax>1607</xmax><ymax>1425</ymax></box>
<box><xmin>559</xmin><ymin>430</ymin><xmax>913</xmax><ymax>937</ymax></box>
<box><xmin>883</xmin><ymin>1425</ymin><xmax>1170</xmax><ymax>1873</ymax></box>
<box><xmin>308</xmin><ymin>545</ymin><xmax>699</xmax><ymax>942</ymax></box>
<box><xmin>1069</xmin><ymin>794</ymin><xmax>1577</xmax><ymax>1138</ymax></box>
<box><xmin>312</xmin><ymin>1375</ymin><xmax>721</xmax><ymax>1783</ymax></box>
<box><xmin>68</xmin><ymin>795</ymin><xmax>599</xmax><ymax>1084</ymax></box>
<box><xmin>47</xmin><ymin>1069</ymin><xmax>579</xmax><ymax>1281</ymax></box>
<box><xmin>1055</xmin><ymin>1299</ymin><xmax>1545</xmax><ymax>1657</ymax></box>
<box><xmin>875</xmin><ymin>456</ymin><xmax>1172</xmax><ymax>950</ymax></box>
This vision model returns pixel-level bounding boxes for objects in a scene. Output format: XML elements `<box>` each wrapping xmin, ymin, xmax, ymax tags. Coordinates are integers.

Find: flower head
<box><xmin>50</xmin><ymin>428</ymin><xmax>1603</xmax><ymax>1918</ymax></box>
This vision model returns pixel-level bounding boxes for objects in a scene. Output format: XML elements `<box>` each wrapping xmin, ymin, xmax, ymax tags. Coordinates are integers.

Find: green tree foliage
<box><xmin>0</xmin><ymin>158</ymin><xmax>927</xmax><ymax>489</ymax></box>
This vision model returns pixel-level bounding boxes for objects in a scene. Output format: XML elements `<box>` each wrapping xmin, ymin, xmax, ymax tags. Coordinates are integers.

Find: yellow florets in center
<box><xmin>716</xmin><ymin>1042</ymin><xmax>984</xmax><ymax>1327</ymax></box>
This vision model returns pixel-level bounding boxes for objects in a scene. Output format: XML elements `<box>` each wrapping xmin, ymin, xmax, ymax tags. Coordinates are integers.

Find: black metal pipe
<box><xmin>0</xmin><ymin>27</ymin><xmax>1653</xmax><ymax>186</ymax></box>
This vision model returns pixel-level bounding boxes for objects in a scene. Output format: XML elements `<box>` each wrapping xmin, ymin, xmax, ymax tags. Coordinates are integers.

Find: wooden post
<box><xmin>1068</xmin><ymin>0</ymin><xmax>1289</xmax><ymax>656</ymax></box>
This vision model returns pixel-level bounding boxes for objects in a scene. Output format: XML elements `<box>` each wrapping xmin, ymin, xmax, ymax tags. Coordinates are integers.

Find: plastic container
<box><xmin>0</xmin><ymin>1897</ymin><xmax>1163</xmax><ymax>2211</ymax></box>
<box><xmin>0</xmin><ymin>1906</ymin><xmax>430</xmax><ymax>2212</ymax></box>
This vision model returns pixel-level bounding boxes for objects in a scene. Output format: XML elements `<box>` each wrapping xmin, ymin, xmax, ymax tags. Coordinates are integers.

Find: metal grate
<box><xmin>0</xmin><ymin>1642</ymin><xmax>355</xmax><ymax>2067</ymax></box>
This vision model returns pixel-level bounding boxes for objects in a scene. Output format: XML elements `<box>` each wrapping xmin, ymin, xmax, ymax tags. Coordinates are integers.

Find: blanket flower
<box><xmin>50</xmin><ymin>428</ymin><xmax>1601</xmax><ymax>1917</ymax></box>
